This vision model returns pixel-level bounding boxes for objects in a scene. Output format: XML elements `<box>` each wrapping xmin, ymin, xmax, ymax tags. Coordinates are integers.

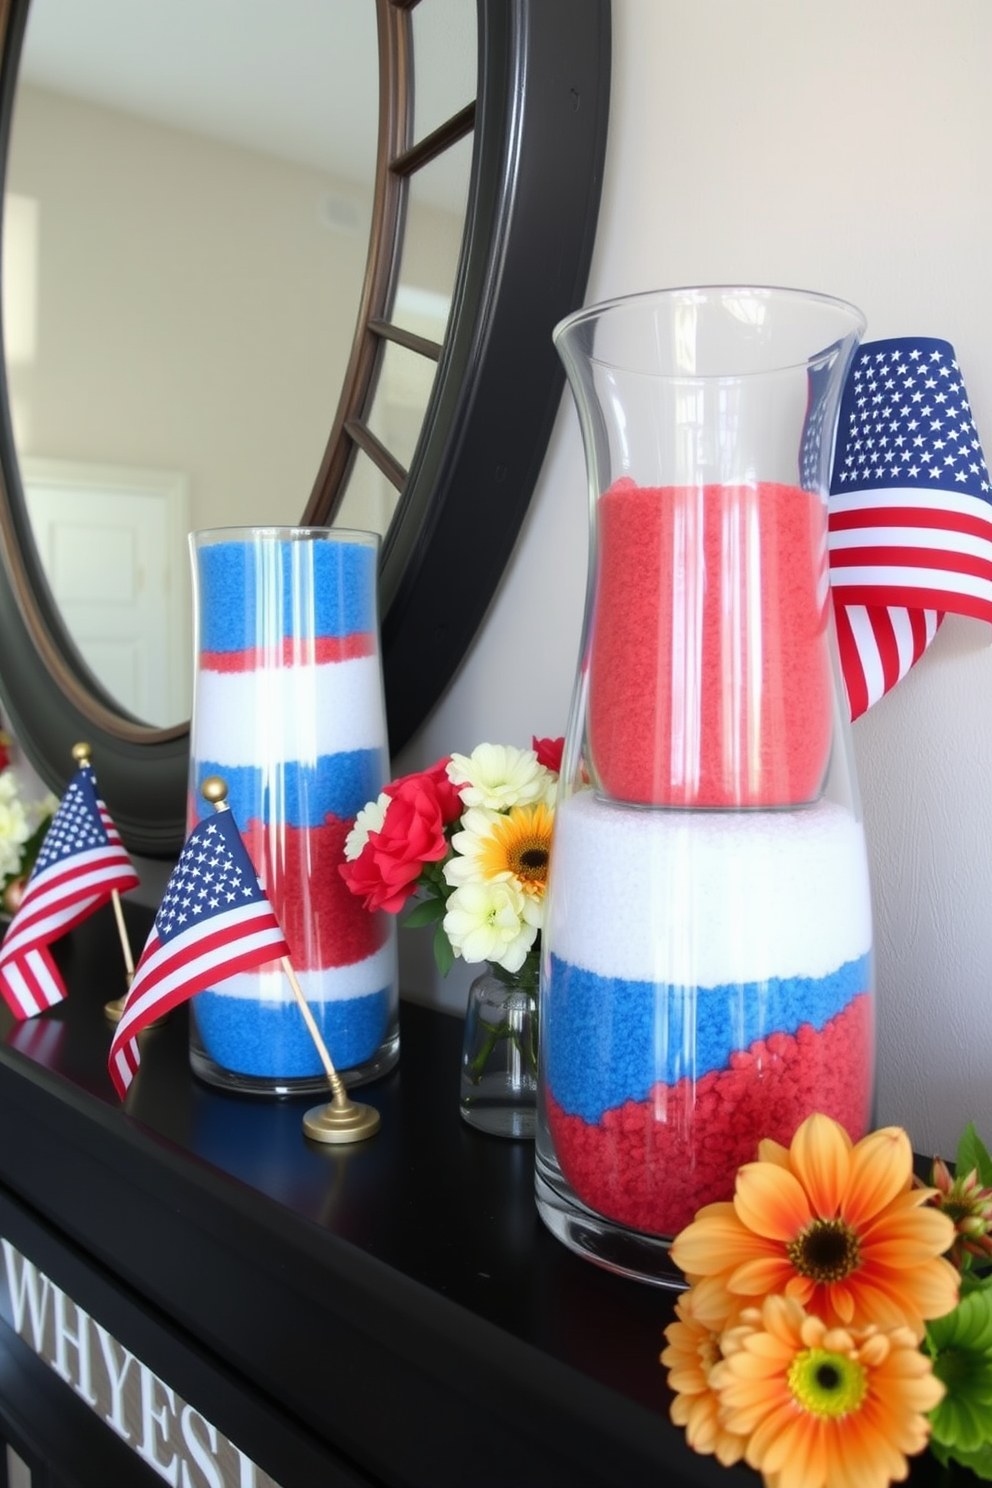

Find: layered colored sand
<box><xmin>547</xmin><ymin>994</ymin><xmax>872</xmax><ymax>1238</ymax></box>
<box><xmin>189</xmin><ymin>537</ymin><xmax>395</xmax><ymax>1079</ymax></box>
<box><xmin>542</xmin><ymin>791</ymin><xmax>874</xmax><ymax>1239</ymax></box>
<box><xmin>589</xmin><ymin>479</ymin><xmax>832</xmax><ymax>807</ymax></box>
<box><xmin>193</xmin><ymin>948</ymin><xmax>395</xmax><ymax>1078</ymax></box>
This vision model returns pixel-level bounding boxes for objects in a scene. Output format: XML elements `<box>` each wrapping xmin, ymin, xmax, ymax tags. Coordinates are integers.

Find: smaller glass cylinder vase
<box><xmin>187</xmin><ymin>526</ymin><xmax>398</xmax><ymax>1096</ymax></box>
<box><xmin>460</xmin><ymin>955</ymin><xmax>539</xmax><ymax>1139</ymax></box>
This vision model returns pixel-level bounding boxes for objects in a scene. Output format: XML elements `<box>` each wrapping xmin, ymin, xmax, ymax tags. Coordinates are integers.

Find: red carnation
<box><xmin>340</xmin><ymin>766</ymin><xmax>453</xmax><ymax>914</ymax></box>
<box><xmin>402</xmin><ymin>755</ymin><xmax>462</xmax><ymax>824</ymax></box>
<box><xmin>532</xmin><ymin>735</ymin><xmax>564</xmax><ymax>774</ymax></box>
<box><xmin>339</xmin><ymin>837</ymin><xmax>416</xmax><ymax>916</ymax></box>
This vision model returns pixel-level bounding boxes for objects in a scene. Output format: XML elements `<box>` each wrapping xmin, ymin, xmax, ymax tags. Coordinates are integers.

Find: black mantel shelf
<box><xmin>0</xmin><ymin>902</ymin><xmax>948</xmax><ymax>1488</ymax></box>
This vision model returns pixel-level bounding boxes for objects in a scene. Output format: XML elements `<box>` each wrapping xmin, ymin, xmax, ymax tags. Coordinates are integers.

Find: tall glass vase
<box><xmin>187</xmin><ymin>526</ymin><xmax>398</xmax><ymax>1095</ymax></box>
<box><xmin>535</xmin><ymin>286</ymin><xmax>874</xmax><ymax>1283</ymax></box>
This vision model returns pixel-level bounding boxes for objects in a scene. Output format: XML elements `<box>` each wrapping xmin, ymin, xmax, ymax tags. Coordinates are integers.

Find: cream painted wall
<box><xmin>6</xmin><ymin>83</ymin><xmax>370</xmax><ymax>530</ymax></box>
<box><xmin>394</xmin><ymin>0</ymin><xmax>992</xmax><ymax>1157</ymax></box>
<box><xmin>5</xmin><ymin>84</ymin><xmax>467</xmax><ymax>539</ymax></box>
<box><xmin>4</xmin><ymin>82</ymin><xmax>466</xmax><ymax>722</ymax></box>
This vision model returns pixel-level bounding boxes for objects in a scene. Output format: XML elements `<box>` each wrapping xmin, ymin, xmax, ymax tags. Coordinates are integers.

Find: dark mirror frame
<box><xmin>0</xmin><ymin>0</ymin><xmax>610</xmax><ymax>856</ymax></box>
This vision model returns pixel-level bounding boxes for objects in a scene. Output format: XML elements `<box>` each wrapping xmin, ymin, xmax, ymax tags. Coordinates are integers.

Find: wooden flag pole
<box><xmin>200</xmin><ymin>777</ymin><xmax>380</xmax><ymax>1145</ymax></box>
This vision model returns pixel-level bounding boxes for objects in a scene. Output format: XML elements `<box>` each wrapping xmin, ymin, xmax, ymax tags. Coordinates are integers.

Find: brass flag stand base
<box><xmin>284</xmin><ymin>956</ymin><xmax>380</xmax><ymax>1145</ymax></box>
<box><xmin>302</xmin><ymin>1090</ymin><xmax>381</xmax><ymax>1144</ymax></box>
<box><xmin>103</xmin><ymin>975</ymin><xmax>167</xmax><ymax>1028</ymax></box>
<box><xmin>103</xmin><ymin>990</ymin><xmax>128</xmax><ymax>1024</ymax></box>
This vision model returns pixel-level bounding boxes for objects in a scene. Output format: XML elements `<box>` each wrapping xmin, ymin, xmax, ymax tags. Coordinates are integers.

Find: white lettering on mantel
<box><xmin>0</xmin><ymin>1238</ymin><xmax>281</xmax><ymax>1488</ymax></box>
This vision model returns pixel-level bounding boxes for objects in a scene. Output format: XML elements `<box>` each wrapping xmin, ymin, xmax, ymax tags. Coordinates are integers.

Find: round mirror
<box><xmin>0</xmin><ymin>0</ymin><xmax>611</xmax><ymax>854</ymax></box>
<box><xmin>5</xmin><ymin>0</ymin><xmax>475</xmax><ymax>731</ymax></box>
<box><xmin>6</xmin><ymin>0</ymin><xmax>376</xmax><ymax>729</ymax></box>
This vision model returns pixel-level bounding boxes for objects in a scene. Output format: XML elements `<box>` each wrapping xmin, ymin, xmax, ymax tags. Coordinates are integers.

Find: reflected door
<box><xmin>23</xmin><ymin>462</ymin><xmax>190</xmax><ymax>725</ymax></box>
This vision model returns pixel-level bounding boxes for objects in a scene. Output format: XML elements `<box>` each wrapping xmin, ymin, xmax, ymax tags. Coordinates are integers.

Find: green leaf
<box><xmin>931</xmin><ymin>1380</ymin><xmax>992</xmax><ymax>1453</ymax></box>
<box><xmin>928</xmin><ymin>1290</ymin><xmax>992</xmax><ymax>1456</ymax></box>
<box><xmin>928</xmin><ymin>1288</ymin><xmax>992</xmax><ymax>1355</ymax></box>
<box><xmin>957</xmin><ymin>1122</ymin><xmax>992</xmax><ymax>1188</ymax></box>
<box><xmin>931</xmin><ymin>1438</ymin><xmax>992</xmax><ymax>1482</ymax></box>
<box><xmin>420</xmin><ymin>856</ymin><xmax>452</xmax><ymax>892</ymax></box>
<box><xmin>401</xmin><ymin>897</ymin><xmax>447</xmax><ymax>929</ymax></box>
<box><xmin>432</xmin><ymin>922</ymin><xmax>455</xmax><ymax>978</ymax></box>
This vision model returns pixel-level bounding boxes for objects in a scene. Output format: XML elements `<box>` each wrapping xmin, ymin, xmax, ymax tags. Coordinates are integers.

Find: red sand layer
<box><xmin>241</xmin><ymin>814</ymin><xmax>389</xmax><ymax>972</ymax></box>
<box><xmin>199</xmin><ymin>633</ymin><xmax>375</xmax><ymax>671</ymax></box>
<box><xmin>546</xmin><ymin>993</ymin><xmax>873</xmax><ymax>1239</ymax></box>
<box><xmin>589</xmin><ymin>479</ymin><xmax>833</xmax><ymax>807</ymax></box>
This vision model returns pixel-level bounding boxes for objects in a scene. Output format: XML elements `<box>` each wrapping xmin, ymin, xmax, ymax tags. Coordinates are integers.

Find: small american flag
<box><xmin>108</xmin><ymin>805</ymin><xmax>288</xmax><ymax>1099</ymax></box>
<box><xmin>828</xmin><ymin>336</ymin><xmax>992</xmax><ymax>716</ymax></box>
<box><xmin>0</xmin><ymin>763</ymin><xmax>139</xmax><ymax>1019</ymax></box>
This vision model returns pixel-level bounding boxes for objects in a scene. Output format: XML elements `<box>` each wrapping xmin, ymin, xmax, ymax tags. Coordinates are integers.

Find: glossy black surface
<box><xmin>0</xmin><ymin>904</ymin><xmax>958</xmax><ymax>1487</ymax></box>
<box><xmin>0</xmin><ymin>903</ymin><xmax>704</xmax><ymax>1487</ymax></box>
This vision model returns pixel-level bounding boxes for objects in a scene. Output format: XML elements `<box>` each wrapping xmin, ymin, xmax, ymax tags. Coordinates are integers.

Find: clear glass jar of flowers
<box><xmin>339</xmin><ymin>737</ymin><xmax>562</xmax><ymax>1138</ymax></box>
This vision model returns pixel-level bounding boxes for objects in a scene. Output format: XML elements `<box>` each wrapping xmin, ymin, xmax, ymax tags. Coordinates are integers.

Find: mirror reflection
<box><xmin>2</xmin><ymin>0</ymin><xmax>475</xmax><ymax>728</ymax></box>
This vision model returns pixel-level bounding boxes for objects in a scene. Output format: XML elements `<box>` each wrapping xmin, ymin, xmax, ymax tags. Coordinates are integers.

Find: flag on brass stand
<box><xmin>109</xmin><ymin>780</ymin><xmax>380</xmax><ymax>1142</ymax></box>
<box><xmin>828</xmin><ymin>337</ymin><xmax>992</xmax><ymax>717</ymax></box>
<box><xmin>0</xmin><ymin>759</ymin><xmax>138</xmax><ymax>1019</ymax></box>
<box><xmin>108</xmin><ymin>799</ymin><xmax>289</xmax><ymax>1098</ymax></box>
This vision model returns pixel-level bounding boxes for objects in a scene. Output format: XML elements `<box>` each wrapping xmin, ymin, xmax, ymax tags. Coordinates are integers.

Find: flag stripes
<box><xmin>0</xmin><ymin>946</ymin><xmax>65</xmax><ymax>1020</ymax></box>
<box><xmin>828</xmin><ymin>336</ymin><xmax>992</xmax><ymax>713</ymax></box>
<box><xmin>834</xmin><ymin>604</ymin><xmax>941</xmax><ymax>719</ymax></box>
<box><xmin>0</xmin><ymin>847</ymin><xmax>137</xmax><ymax>958</ymax></box>
<box><xmin>107</xmin><ymin>807</ymin><xmax>289</xmax><ymax>1099</ymax></box>
<box><xmin>0</xmin><ymin>764</ymin><xmax>138</xmax><ymax>1021</ymax></box>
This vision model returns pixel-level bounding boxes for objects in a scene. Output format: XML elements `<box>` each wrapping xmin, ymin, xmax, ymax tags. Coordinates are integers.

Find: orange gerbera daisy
<box><xmin>669</xmin><ymin>1113</ymin><xmax>959</xmax><ymax>1336</ymax></box>
<box><xmin>661</xmin><ymin>1290</ymin><xmax>748</xmax><ymax>1467</ymax></box>
<box><xmin>710</xmin><ymin>1294</ymin><xmax>944</xmax><ymax>1488</ymax></box>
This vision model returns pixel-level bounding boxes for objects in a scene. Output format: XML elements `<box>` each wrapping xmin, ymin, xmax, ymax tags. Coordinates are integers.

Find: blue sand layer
<box><xmin>196</xmin><ymin>538</ymin><xmax>377</xmax><ymax>653</ymax></box>
<box><xmin>192</xmin><ymin>986</ymin><xmax>392</xmax><ymax>1077</ymax></box>
<box><xmin>545</xmin><ymin>952</ymin><xmax>871</xmax><ymax>1123</ymax></box>
<box><xmin>191</xmin><ymin>750</ymin><xmax>386</xmax><ymax>829</ymax></box>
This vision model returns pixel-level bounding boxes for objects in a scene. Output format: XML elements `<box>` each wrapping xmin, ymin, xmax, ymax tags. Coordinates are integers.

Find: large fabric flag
<box><xmin>828</xmin><ymin>336</ymin><xmax>992</xmax><ymax>717</ymax></box>
<box><xmin>0</xmin><ymin>762</ymin><xmax>139</xmax><ymax>1019</ymax></box>
<box><xmin>108</xmin><ymin>805</ymin><xmax>289</xmax><ymax>1099</ymax></box>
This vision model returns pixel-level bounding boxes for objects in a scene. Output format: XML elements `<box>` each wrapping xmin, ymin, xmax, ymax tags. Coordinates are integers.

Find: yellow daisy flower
<box><xmin>476</xmin><ymin>802</ymin><xmax>554</xmax><ymax>898</ymax></box>
<box><xmin>446</xmin><ymin>802</ymin><xmax>554</xmax><ymax>902</ymax></box>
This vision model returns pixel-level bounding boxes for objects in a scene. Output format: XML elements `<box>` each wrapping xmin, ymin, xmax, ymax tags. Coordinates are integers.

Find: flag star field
<box><xmin>156</xmin><ymin>819</ymin><xmax>261</xmax><ymax>940</ymax></box>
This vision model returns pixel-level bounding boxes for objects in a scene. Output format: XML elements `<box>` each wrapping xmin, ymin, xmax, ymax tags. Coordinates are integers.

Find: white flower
<box><xmin>442</xmin><ymin>806</ymin><xmax>504</xmax><ymax>889</ymax></box>
<box><xmin>446</xmin><ymin>743</ymin><xmax>551</xmax><ymax>812</ymax></box>
<box><xmin>0</xmin><ymin>771</ymin><xmax>31</xmax><ymax>880</ymax></box>
<box><xmin>343</xmin><ymin>791</ymin><xmax>390</xmax><ymax>861</ymax></box>
<box><xmin>36</xmin><ymin>791</ymin><xmax>59</xmax><ymax>822</ymax></box>
<box><xmin>442</xmin><ymin>802</ymin><xmax>554</xmax><ymax>936</ymax></box>
<box><xmin>442</xmin><ymin>879</ymin><xmax>540</xmax><ymax>974</ymax></box>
